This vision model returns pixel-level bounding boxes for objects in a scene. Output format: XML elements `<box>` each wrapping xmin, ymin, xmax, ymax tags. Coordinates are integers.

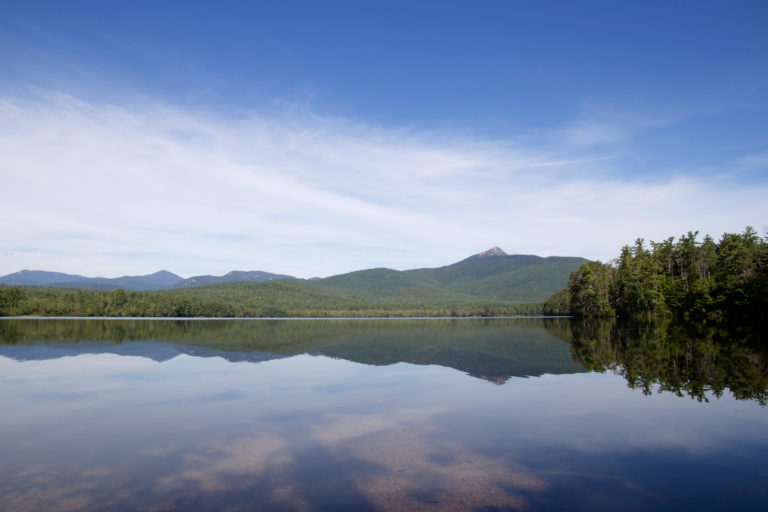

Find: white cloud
<box><xmin>1</xmin><ymin>90</ymin><xmax>765</xmax><ymax>278</ymax></box>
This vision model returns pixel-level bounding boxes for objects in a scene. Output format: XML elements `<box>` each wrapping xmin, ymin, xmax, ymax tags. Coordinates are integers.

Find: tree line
<box><xmin>544</xmin><ymin>227</ymin><xmax>767</xmax><ymax>321</ymax></box>
<box><xmin>0</xmin><ymin>283</ymin><xmax>545</xmax><ymax>318</ymax></box>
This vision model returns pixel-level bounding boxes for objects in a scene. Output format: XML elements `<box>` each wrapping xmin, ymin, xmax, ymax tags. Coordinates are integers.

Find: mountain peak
<box><xmin>153</xmin><ymin>270</ymin><xmax>179</xmax><ymax>276</ymax></box>
<box><xmin>476</xmin><ymin>246</ymin><xmax>508</xmax><ymax>258</ymax></box>
<box><xmin>455</xmin><ymin>247</ymin><xmax>510</xmax><ymax>265</ymax></box>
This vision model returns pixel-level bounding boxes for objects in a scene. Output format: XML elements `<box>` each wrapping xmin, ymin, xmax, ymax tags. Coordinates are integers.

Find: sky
<box><xmin>1</xmin><ymin>0</ymin><xmax>767</xmax><ymax>278</ymax></box>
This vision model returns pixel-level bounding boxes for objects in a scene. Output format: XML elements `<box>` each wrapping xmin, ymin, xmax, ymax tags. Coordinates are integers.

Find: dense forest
<box><xmin>544</xmin><ymin>227</ymin><xmax>767</xmax><ymax>321</ymax></box>
<box><xmin>0</xmin><ymin>279</ymin><xmax>544</xmax><ymax>318</ymax></box>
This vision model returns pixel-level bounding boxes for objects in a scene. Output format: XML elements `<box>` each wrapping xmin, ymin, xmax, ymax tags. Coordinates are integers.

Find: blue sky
<box><xmin>1</xmin><ymin>1</ymin><xmax>767</xmax><ymax>277</ymax></box>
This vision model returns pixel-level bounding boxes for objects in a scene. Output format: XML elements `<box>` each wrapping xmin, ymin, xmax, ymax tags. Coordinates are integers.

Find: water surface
<box><xmin>0</xmin><ymin>318</ymin><xmax>766</xmax><ymax>511</ymax></box>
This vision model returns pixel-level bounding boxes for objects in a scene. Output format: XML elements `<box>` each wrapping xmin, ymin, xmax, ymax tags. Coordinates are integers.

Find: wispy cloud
<box><xmin>558</xmin><ymin>101</ymin><xmax>685</xmax><ymax>148</ymax></box>
<box><xmin>1</xmin><ymin>90</ymin><xmax>765</xmax><ymax>277</ymax></box>
<box><xmin>734</xmin><ymin>151</ymin><xmax>768</xmax><ymax>170</ymax></box>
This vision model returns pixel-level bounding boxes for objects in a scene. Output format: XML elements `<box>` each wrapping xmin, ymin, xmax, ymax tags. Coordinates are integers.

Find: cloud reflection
<box><xmin>1</xmin><ymin>344</ymin><xmax>767</xmax><ymax>511</ymax></box>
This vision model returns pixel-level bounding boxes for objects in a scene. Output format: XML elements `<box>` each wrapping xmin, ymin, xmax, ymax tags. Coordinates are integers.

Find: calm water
<box><xmin>0</xmin><ymin>318</ymin><xmax>766</xmax><ymax>511</ymax></box>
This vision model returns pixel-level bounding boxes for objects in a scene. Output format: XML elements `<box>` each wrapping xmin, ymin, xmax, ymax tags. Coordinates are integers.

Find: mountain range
<box><xmin>0</xmin><ymin>247</ymin><xmax>588</xmax><ymax>303</ymax></box>
<box><xmin>0</xmin><ymin>268</ymin><xmax>291</xmax><ymax>291</ymax></box>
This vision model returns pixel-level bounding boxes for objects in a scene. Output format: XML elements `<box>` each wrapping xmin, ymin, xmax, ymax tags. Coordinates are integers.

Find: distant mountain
<box><xmin>54</xmin><ymin>270</ymin><xmax>185</xmax><ymax>291</ymax></box>
<box><xmin>308</xmin><ymin>248</ymin><xmax>588</xmax><ymax>304</ymax></box>
<box><xmin>0</xmin><ymin>269</ymin><xmax>183</xmax><ymax>290</ymax></box>
<box><xmin>0</xmin><ymin>270</ymin><xmax>88</xmax><ymax>286</ymax></box>
<box><xmin>1</xmin><ymin>247</ymin><xmax>586</xmax><ymax>303</ymax></box>
<box><xmin>173</xmin><ymin>270</ymin><xmax>294</xmax><ymax>288</ymax></box>
<box><xmin>406</xmin><ymin>250</ymin><xmax>589</xmax><ymax>302</ymax></box>
<box><xmin>0</xmin><ymin>269</ymin><xmax>293</xmax><ymax>291</ymax></box>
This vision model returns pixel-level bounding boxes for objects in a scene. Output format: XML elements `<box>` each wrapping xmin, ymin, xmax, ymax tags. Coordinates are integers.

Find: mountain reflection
<box><xmin>551</xmin><ymin>319</ymin><xmax>768</xmax><ymax>404</ymax></box>
<box><xmin>3</xmin><ymin>318</ymin><xmax>768</xmax><ymax>511</ymax></box>
<box><xmin>0</xmin><ymin>318</ymin><xmax>584</xmax><ymax>383</ymax></box>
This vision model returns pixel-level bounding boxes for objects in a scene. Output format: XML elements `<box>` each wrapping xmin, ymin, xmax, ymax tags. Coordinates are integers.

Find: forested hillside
<box><xmin>310</xmin><ymin>251</ymin><xmax>587</xmax><ymax>303</ymax></box>
<box><xmin>0</xmin><ymin>248</ymin><xmax>587</xmax><ymax>318</ymax></box>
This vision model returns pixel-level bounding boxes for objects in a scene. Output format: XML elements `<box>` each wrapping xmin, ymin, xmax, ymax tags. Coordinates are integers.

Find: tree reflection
<box><xmin>0</xmin><ymin>318</ymin><xmax>584</xmax><ymax>383</ymax></box>
<box><xmin>555</xmin><ymin>319</ymin><xmax>768</xmax><ymax>404</ymax></box>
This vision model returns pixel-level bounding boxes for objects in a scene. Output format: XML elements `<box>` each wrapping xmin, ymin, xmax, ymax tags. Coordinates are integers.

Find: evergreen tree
<box><xmin>551</xmin><ymin>227</ymin><xmax>767</xmax><ymax>321</ymax></box>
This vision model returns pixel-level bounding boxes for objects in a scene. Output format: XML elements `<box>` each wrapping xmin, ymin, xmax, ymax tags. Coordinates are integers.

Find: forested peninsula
<box><xmin>544</xmin><ymin>227</ymin><xmax>767</xmax><ymax>321</ymax></box>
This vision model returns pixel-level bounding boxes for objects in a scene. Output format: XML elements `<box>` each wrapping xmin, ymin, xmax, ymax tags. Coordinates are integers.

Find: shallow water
<box><xmin>0</xmin><ymin>318</ymin><xmax>766</xmax><ymax>511</ymax></box>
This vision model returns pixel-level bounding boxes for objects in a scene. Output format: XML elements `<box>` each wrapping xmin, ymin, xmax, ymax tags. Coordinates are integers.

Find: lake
<box><xmin>0</xmin><ymin>317</ymin><xmax>766</xmax><ymax>511</ymax></box>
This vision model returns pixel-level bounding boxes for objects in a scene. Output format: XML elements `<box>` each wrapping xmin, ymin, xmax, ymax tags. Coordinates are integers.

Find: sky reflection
<box><xmin>1</xmin><ymin>333</ymin><xmax>767</xmax><ymax>511</ymax></box>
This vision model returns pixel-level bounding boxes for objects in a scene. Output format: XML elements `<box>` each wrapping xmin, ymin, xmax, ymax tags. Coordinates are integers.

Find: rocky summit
<box><xmin>474</xmin><ymin>246</ymin><xmax>509</xmax><ymax>258</ymax></box>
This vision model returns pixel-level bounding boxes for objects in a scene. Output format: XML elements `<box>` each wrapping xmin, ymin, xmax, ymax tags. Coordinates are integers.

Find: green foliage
<box><xmin>0</xmin><ymin>279</ymin><xmax>546</xmax><ymax>319</ymax></box>
<box><xmin>567</xmin><ymin>261</ymin><xmax>614</xmax><ymax>318</ymax></box>
<box><xmin>542</xmin><ymin>288</ymin><xmax>570</xmax><ymax>315</ymax></box>
<box><xmin>546</xmin><ymin>227</ymin><xmax>767</xmax><ymax>321</ymax></box>
<box><xmin>0</xmin><ymin>287</ymin><xmax>27</xmax><ymax>316</ymax></box>
<box><xmin>613</xmin><ymin>239</ymin><xmax>666</xmax><ymax>317</ymax></box>
<box><xmin>308</xmin><ymin>269</ymin><xmax>484</xmax><ymax>303</ymax></box>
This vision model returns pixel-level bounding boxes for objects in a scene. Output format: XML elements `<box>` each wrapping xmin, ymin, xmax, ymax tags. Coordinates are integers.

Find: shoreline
<box><xmin>0</xmin><ymin>315</ymin><xmax>573</xmax><ymax>321</ymax></box>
